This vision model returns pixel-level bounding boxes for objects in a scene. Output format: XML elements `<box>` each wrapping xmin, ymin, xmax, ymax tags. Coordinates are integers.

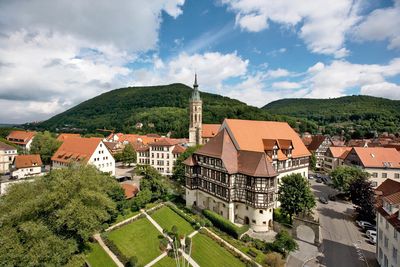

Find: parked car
<box><xmin>366</xmin><ymin>230</ymin><xmax>377</xmax><ymax>238</ymax></box>
<box><xmin>316</xmin><ymin>178</ymin><xmax>322</xmax><ymax>183</ymax></box>
<box><xmin>357</xmin><ymin>220</ymin><xmax>376</xmax><ymax>230</ymax></box>
<box><xmin>308</xmin><ymin>174</ymin><xmax>314</xmax><ymax>179</ymax></box>
<box><xmin>364</xmin><ymin>225</ymin><xmax>377</xmax><ymax>232</ymax></box>
<box><xmin>319</xmin><ymin>196</ymin><xmax>328</xmax><ymax>204</ymax></box>
<box><xmin>369</xmin><ymin>235</ymin><xmax>376</xmax><ymax>244</ymax></box>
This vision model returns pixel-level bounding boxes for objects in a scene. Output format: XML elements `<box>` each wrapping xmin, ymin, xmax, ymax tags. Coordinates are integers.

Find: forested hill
<box><xmin>33</xmin><ymin>83</ymin><xmax>317</xmax><ymax>137</ymax></box>
<box><xmin>263</xmin><ymin>95</ymin><xmax>400</xmax><ymax>138</ymax></box>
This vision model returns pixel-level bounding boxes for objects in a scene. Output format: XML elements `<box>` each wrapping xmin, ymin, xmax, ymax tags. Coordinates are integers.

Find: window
<box><xmin>371</xmin><ymin>181</ymin><xmax>378</xmax><ymax>187</ymax></box>
<box><xmin>379</xmin><ymin>229</ymin><xmax>383</xmax><ymax>240</ymax></box>
<box><xmin>393</xmin><ymin>247</ymin><xmax>398</xmax><ymax>263</ymax></box>
<box><xmin>372</xmin><ymin>172</ymin><xmax>378</xmax><ymax>178</ymax></box>
<box><xmin>395</xmin><ymin>173</ymin><xmax>400</xmax><ymax>179</ymax></box>
<box><xmin>259</xmin><ymin>210</ymin><xmax>263</xmax><ymax>214</ymax></box>
<box><xmin>383</xmin><ymin>173</ymin><xmax>388</xmax><ymax>178</ymax></box>
<box><xmin>386</xmin><ymin>220</ymin><xmax>389</xmax><ymax>230</ymax></box>
<box><xmin>395</xmin><ymin>230</ymin><xmax>398</xmax><ymax>240</ymax></box>
<box><xmin>384</xmin><ymin>236</ymin><xmax>388</xmax><ymax>248</ymax></box>
<box><xmin>252</xmin><ymin>219</ymin><xmax>256</xmax><ymax>223</ymax></box>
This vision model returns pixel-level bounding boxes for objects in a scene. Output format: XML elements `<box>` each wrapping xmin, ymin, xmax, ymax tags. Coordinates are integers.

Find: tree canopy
<box><xmin>349</xmin><ymin>177</ymin><xmax>375</xmax><ymax>222</ymax></box>
<box><xmin>0</xmin><ymin>164</ymin><xmax>124</xmax><ymax>266</ymax></box>
<box><xmin>331</xmin><ymin>166</ymin><xmax>369</xmax><ymax>194</ymax></box>
<box><xmin>277</xmin><ymin>173</ymin><xmax>316</xmax><ymax>223</ymax></box>
<box><xmin>29</xmin><ymin>131</ymin><xmax>62</xmax><ymax>164</ymax></box>
<box><xmin>119</xmin><ymin>143</ymin><xmax>137</xmax><ymax>166</ymax></box>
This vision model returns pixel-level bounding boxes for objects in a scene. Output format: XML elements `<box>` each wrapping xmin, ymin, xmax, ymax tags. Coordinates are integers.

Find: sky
<box><xmin>0</xmin><ymin>0</ymin><xmax>400</xmax><ymax>124</ymax></box>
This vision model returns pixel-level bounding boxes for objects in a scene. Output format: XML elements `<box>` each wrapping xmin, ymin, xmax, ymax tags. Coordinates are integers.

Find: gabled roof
<box><xmin>183</xmin><ymin>155</ymin><xmax>197</xmax><ymax>166</ymax></box>
<box><xmin>202</xmin><ymin>124</ymin><xmax>221</xmax><ymax>138</ymax></box>
<box><xmin>349</xmin><ymin>147</ymin><xmax>400</xmax><ymax>168</ymax></box>
<box><xmin>327</xmin><ymin>146</ymin><xmax>352</xmax><ymax>159</ymax></box>
<box><xmin>103</xmin><ymin>141</ymin><xmax>119</xmax><ymax>151</ymax></box>
<box><xmin>375</xmin><ymin>179</ymin><xmax>400</xmax><ymax>232</ymax></box>
<box><xmin>0</xmin><ymin>141</ymin><xmax>16</xmax><ymax>151</ymax></box>
<box><xmin>57</xmin><ymin>133</ymin><xmax>80</xmax><ymax>142</ymax></box>
<box><xmin>307</xmin><ymin>135</ymin><xmax>330</xmax><ymax>151</ymax></box>
<box><xmin>376</xmin><ymin>179</ymin><xmax>400</xmax><ymax>197</ymax></box>
<box><xmin>222</xmin><ymin>119</ymin><xmax>310</xmax><ymax>158</ymax></box>
<box><xmin>149</xmin><ymin>138</ymin><xmax>182</xmax><ymax>146</ymax></box>
<box><xmin>6</xmin><ymin>130</ymin><xmax>36</xmax><ymax>144</ymax></box>
<box><xmin>237</xmin><ymin>151</ymin><xmax>276</xmax><ymax>177</ymax></box>
<box><xmin>14</xmin><ymin>154</ymin><xmax>42</xmax><ymax>169</ymax></box>
<box><xmin>51</xmin><ymin>137</ymin><xmax>102</xmax><ymax>163</ymax></box>
<box><xmin>121</xmin><ymin>183</ymin><xmax>139</xmax><ymax>199</ymax></box>
<box><xmin>172</xmin><ymin>144</ymin><xmax>186</xmax><ymax>154</ymax></box>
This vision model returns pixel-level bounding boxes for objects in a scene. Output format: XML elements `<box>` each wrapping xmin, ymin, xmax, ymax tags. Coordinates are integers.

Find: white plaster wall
<box><xmin>377</xmin><ymin>212</ymin><xmax>400</xmax><ymax>267</ymax></box>
<box><xmin>12</xmin><ymin>166</ymin><xmax>42</xmax><ymax>179</ymax></box>
<box><xmin>0</xmin><ymin>149</ymin><xmax>17</xmax><ymax>173</ymax></box>
<box><xmin>363</xmin><ymin>168</ymin><xmax>400</xmax><ymax>187</ymax></box>
<box><xmin>88</xmin><ymin>141</ymin><xmax>115</xmax><ymax>175</ymax></box>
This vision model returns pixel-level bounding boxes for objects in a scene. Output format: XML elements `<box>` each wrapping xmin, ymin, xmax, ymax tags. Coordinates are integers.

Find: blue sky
<box><xmin>0</xmin><ymin>0</ymin><xmax>400</xmax><ymax>123</ymax></box>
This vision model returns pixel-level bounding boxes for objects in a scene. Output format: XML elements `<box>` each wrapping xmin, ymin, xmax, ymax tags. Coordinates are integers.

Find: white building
<box><xmin>375</xmin><ymin>179</ymin><xmax>400</xmax><ymax>267</ymax></box>
<box><xmin>344</xmin><ymin>147</ymin><xmax>400</xmax><ymax>187</ymax></box>
<box><xmin>184</xmin><ymin>118</ymin><xmax>310</xmax><ymax>232</ymax></box>
<box><xmin>323</xmin><ymin>146</ymin><xmax>352</xmax><ymax>172</ymax></box>
<box><xmin>137</xmin><ymin>138</ymin><xmax>186</xmax><ymax>176</ymax></box>
<box><xmin>6</xmin><ymin>130</ymin><xmax>36</xmax><ymax>151</ymax></box>
<box><xmin>51</xmin><ymin>137</ymin><xmax>115</xmax><ymax>175</ymax></box>
<box><xmin>0</xmin><ymin>141</ymin><xmax>17</xmax><ymax>174</ymax></box>
<box><xmin>11</xmin><ymin>154</ymin><xmax>43</xmax><ymax>179</ymax></box>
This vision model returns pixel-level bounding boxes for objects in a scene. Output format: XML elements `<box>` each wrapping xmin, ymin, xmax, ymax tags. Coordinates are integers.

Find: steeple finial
<box><xmin>194</xmin><ymin>73</ymin><xmax>198</xmax><ymax>88</ymax></box>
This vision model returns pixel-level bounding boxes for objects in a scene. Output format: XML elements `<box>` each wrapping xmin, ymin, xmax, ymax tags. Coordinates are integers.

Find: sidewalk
<box><xmin>93</xmin><ymin>234</ymin><xmax>124</xmax><ymax>267</ymax></box>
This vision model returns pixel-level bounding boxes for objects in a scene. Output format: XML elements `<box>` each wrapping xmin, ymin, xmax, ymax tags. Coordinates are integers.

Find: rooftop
<box><xmin>14</xmin><ymin>154</ymin><xmax>42</xmax><ymax>169</ymax></box>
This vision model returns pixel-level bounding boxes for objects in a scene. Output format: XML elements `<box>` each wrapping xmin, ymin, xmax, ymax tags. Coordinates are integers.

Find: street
<box><xmin>310</xmin><ymin>179</ymin><xmax>378</xmax><ymax>267</ymax></box>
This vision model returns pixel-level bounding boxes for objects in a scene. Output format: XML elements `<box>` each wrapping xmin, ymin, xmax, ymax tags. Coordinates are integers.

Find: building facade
<box><xmin>184</xmin><ymin>119</ymin><xmax>310</xmax><ymax>232</ymax></box>
<box><xmin>375</xmin><ymin>179</ymin><xmax>400</xmax><ymax>267</ymax></box>
<box><xmin>306</xmin><ymin>135</ymin><xmax>333</xmax><ymax>169</ymax></box>
<box><xmin>188</xmin><ymin>74</ymin><xmax>203</xmax><ymax>146</ymax></box>
<box><xmin>0</xmin><ymin>141</ymin><xmax>17</xmax><ymax>174</ymax></box>
<box><xmin>11</xmin><ymin>154</ymin><xmax>43</xmax><ymax>179</ymax></box>
<box><xmin>136</xmin><ymin>138</ymin><xmax>186</xmax><ymax>176</ymax></box>
<box><xmin>6</xmin><ymin>130</ymin><xmax>36</xmax><ymax>151</ymax></box>
<box><xmin>323</xmin><ymin>146</ymin><xmax>352</xmax><ymax>172</ymax></box>
<box><xmin>52</xmin><ymin>137</ymin><xmax>115</xmax><ymax>175</ymax></box>
<box><xmin>344</xmin><ymin>147</ymin><xmax>400</xmax><ymax>187</ymax></box>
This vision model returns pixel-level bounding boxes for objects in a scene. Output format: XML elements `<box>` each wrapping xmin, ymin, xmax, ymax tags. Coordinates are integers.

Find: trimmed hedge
<box><xmin>165</xmin><ymin>202</ymin><xmax>196</xmax><ymax>224</ymax></box>
<box><xmin>202</xmin><ymin>209</ymin><xmax>248</xmax><ymax>239</ymax></box>
<box><xmin>101</xmin><ymin>234</ymin><xmax>129</xmax><ymax>265</ymax></box>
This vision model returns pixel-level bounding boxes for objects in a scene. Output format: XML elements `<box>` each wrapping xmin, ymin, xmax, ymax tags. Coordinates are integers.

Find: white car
<box><xmin>369</xmin><ymin>235</ymin><xmax>376</xmax><ymax>244</ymax></box>
<box><xmin>366</xmin><ymin>230</ymin><xmax>377</xmax><ymax>238</ymax></box>
<box><xmin>357</xmin><ymin>220</ymin><xmax>375</xmax><ymax>229</ymax></box>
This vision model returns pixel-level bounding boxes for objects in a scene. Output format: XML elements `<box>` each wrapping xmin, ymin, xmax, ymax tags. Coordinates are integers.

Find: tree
<box><xmin>0</xmin><ymin>164</ymin><xmax>124</xmax><ymax>265</ymax></box>
<box><xmin>309</xmin><ymin>152</ymin><xmax>317</xmax><ymax>171</ymax></box>
<box><xmin>121</xmin><ymin>143</ymin><xmax>136</xmax><ymax>166</ymax></box>
<box><xmin>331</xmin><ymin>166</ymin><xmax>369</xmax><ymax>194</ymax></box>
<box><xmin>277</xmin><ymin>174</ymin><xmax>316</xmax><ymax>223</ymax></box>
<box><xmin>130</xmin><ymin>189</ymin><xmax>152</xmax><ymax>211</ymax></box>
<box><xmin>273</xmin><ymin>230</ymin><xmax>298</xmax><ymax>257</ymax></box>
<box><xmin>349</xmin><ymin>177</ymin><xmax>375</xmax><ymax>222</ymax></box>
<box><xmin>135</xmin><ymin>165</ymin><xmax>170</xmax><ymax>201</ymax></box>
<box><xmin>172</xmin><ymin>145</ymin><xmax>201</xmax><ymax>185</ymax></box>
<box><xmin>30</xmin><ymin>131</ymin><xmax>62</xmax><ymax>164</ymax></box>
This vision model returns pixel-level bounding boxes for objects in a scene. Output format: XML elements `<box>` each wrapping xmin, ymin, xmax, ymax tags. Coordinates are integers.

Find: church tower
<box><xmin>189</xmin><ymin>74</ymin><xmax>202</xmax><ymax>146</ymax></box>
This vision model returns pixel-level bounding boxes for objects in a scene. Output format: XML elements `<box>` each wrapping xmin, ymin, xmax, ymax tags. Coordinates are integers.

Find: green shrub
<box><xmin>202</xmin><ymin>209</ymin><xmax>248</xmax><ymax>239</ymax></box>
<box><xmin>264</xmin><ymin>252</ymin><xmax>285</xmax><ymax>267</ymax></box>
<box><xmin>101</xmin><ymin>235</ymin><xmax>129</xmax><ymax>265</ymax></box>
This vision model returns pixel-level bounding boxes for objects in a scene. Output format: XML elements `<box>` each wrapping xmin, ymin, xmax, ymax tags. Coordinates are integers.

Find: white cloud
<box><xmin>0</xmin><ymin>0</ymin><xmax>185</xmax><ymax>123</ymax></box>
<box><xmin>272</xmin><ymin>81</ymin><xmax>302</xmax><ymax>89</ymax></box>
<box><xmin>266</xmin><ymin>68</ymin><xmax>290</xmax><ymax>78</ymax></box>
<box><xmin>221</xmin><ymin>0</ymin><xmax>362</xmax><ymax>57</ymax></box>
<box><xmin>353</xmin><ymin>0</ymin><xmax>400</xmax><ymax>49</ymax></box>
<box><xmin>304</xmin><ymin>59</ymin><xmax>400</xmax><ymax>98</ymax></box>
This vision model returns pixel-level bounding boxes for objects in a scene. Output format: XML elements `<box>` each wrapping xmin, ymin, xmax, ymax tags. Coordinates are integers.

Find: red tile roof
<box><xmin>121</xmin><ymin>184</ymin><xmax>139</xmax><ymax>199</ymax></box>
<box><xmin>6</xmin><ymin>130</ymin><xmax>36</xmax><ymax>145</ymax></box>
<box><xmin>307</xmin><ymin>135</ymin><xmax>330</xmax><ymax>151</ymax></box>
<box><xmin>327</xmin><ymin>146</ymin><xmax>352</xmax><ymax>159</ymax></box>
<box><xmin>149</xmin><ymin>138</ymin><xmax>182</xmax><ymax>146</ymax></box>
<box><xmin>202</xmin><ymin>124</ymin><xmax>221</xmax><ymax>138</ymax></box>
<box><xmin>350</xmin><ymin>147</ymin><xmax>400</xmax><ymax>168</ymax></box>
<box><xmin>51</xmin><ymin>137</ymin><xmax>102</xmax><ymax>163</ymax></box>
<box><xmin>172</xmin><ymin>144</ymin><xmax>186</xmax><ymax>154</ymax></box>
<box><xmin>57</xmin><ymin>133</ymin><xmax>80</xmax><ymax>142</ymax></box>
<box><xmin>14</xmin><ymin>154</ymin><xmax>42</xmax><ymax>169</ymax></box>
<box><xmin>375</xmin><ymin>179</ymin><xmax>400</xmax><ymax>232</ymax></box>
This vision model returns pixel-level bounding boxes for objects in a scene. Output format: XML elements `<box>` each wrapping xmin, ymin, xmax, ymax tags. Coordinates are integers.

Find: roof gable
<box><xmin>14</xmin><ymin>154</ymin><xmax>42</xmax><ymax>168</ymax></box>
<box><xmin>51</xmin><ymin>137</ymin><xmax>102</xmax><ymax>163</ymax></box>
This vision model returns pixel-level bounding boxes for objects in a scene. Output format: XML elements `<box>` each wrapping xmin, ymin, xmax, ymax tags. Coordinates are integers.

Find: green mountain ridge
<box><xmin>263</xmin><ymin>95</ymin><xmax>400</xmax><ymax>138</ymax></box>
<box><xmin>34</xmin><ymin>83</ymin><xmax>317</xmax><ymax>137</ymax></box>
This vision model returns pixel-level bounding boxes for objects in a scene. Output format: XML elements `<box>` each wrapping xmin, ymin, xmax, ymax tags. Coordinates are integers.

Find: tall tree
<box><xmin>309</xmin><ymin>152</ymin><xmax>317</xmax><ymax>171</ymax></box>
<box><xmin>135</xmin><ymin>165</ymin><xmax>169</xmax><ymax>201</ymax></box>
<box><xmin>0</xmin><ymin>164</ymin><xmax>124</xmax><ymax>266</ymax></box>
<box><xmin>30</xmin><ymin>131</ymin><xmax>62</xmax><ymax>164</ymax></box>
<box><xmin>331</xmin><ymin>166</ymin><xmax>369</xmax><ymax>194</ymax></box>
<box><xmin>121</xmin><ymin>143</ymin><xmax>136</xmax><ymax>166</ymax></box>
<box><xmin>278</xmin><ymin>173</ymin><xmax>316</xmax><ymax>223</ymax></box>
<box><xmin>349</xmin><ymin>177</ymin><xmax>375</xmax><ymax>222</ymax></box>
<box><xmin>172</xmin><ymin>145</ymin><xmax>201</xmax><ymax>186</ymax></box>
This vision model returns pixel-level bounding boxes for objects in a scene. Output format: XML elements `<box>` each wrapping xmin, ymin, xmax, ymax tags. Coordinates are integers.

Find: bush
<box><xmin>202</xmin><ymin>209</ymin><xmax>248</xmax><ymax>239</ymax></box>
<box><xmin>273</xmin><ymin>230</ymin><xmax>298</xmax><ymax>257</ymax></box>
<box><xmin>264</xmin><ymin>252</ymin><xmax>285</xmax><ymax>267</ymax></box>
<box><xmin>247</xmin><ymin>248</ymin><xmax>258</xmax><ymax>257</ymax></box>
<box><xmin>126</xmin><ymin>256</ymin><xmax>138</xmax><ymax>267</ymax></box>
<box><xmin>273</xmin><ymin>208</ymin><xmax>291</xmax><ymax>225</ymax></box>
<box><xmin>101</xmin><ymin>235</ymin><xmax>129</xmax><ymax>265</ymax></box>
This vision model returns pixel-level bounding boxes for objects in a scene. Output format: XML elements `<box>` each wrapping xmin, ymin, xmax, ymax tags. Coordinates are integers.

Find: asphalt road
<box><xmin>310</xmin><ymin>179</ymin><xmax>377</xmax><ymax>267</ymax></box>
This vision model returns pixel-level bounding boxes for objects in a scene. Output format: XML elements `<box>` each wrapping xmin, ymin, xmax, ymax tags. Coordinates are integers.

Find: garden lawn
<box><xmin>151</xmin><ymin>206</ymin><xmax>194</xmax><ymax>236</ymax></box>
<box><xmin>86</xmin><ymin>242</ymin><xmax>117</xmax><ymax>267</ymax></box>
<box><xmin>115</xmin><ymin>209</ymin><xmax>140</xmax><ymax>223</ymax></box>
<box><xmin>152</xmin><ymin>255</ymin><xmax>189</xmax><ymax>267</ymax></box>
<box><xmin>107</xmin><ymin>218</ymin><xmax>162</xmax><ymax>266</ymax></box>
<box><xmin>191</xmin><ymin>234</ymin><xmax>245</xmax><ymax>267</ymax></box>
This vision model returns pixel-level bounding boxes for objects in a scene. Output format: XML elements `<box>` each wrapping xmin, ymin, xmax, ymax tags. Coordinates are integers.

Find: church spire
<box><xmin>191</xmin><ymin>73</ymin><xmax>201</xmax><ymax>101</ymax></box>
